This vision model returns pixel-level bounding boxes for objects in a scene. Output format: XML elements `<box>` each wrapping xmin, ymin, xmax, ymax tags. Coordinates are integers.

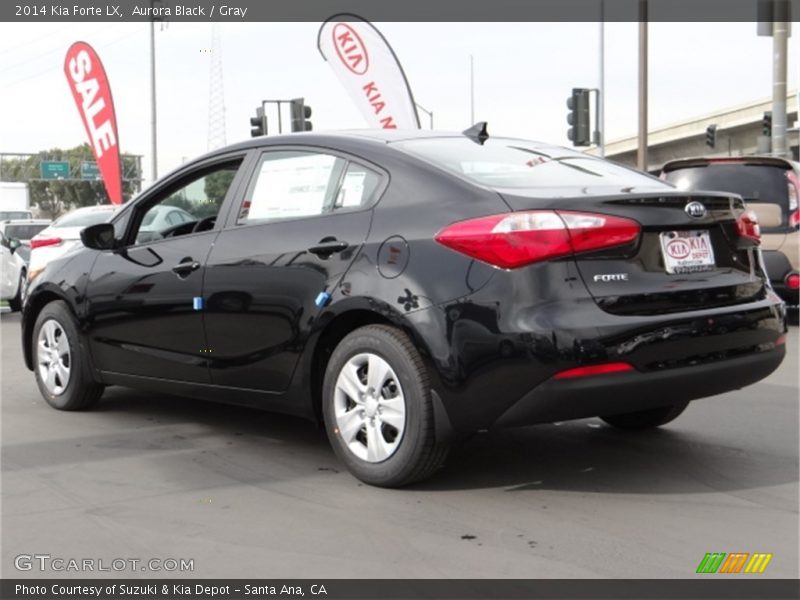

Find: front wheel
<box><xmin>322</xmin><ymin>325</ymin><xmax>448</xmax><ymax>487</ymax></box>
<box><xmin>33</xmin><ymin>300</ymin><xmax>104</xmax><ymax>410</ymax></box>
<box><xmin>601</xmin><ymin>401</ymin><xmax>689</xmax><ymax>430</ymax></box>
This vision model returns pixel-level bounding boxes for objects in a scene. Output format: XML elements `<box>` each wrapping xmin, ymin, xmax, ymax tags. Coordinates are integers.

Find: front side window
<box><xmin>132</xmin><ymin>160</ymin><xmax>241</xmax><ymax>245</ymax></box>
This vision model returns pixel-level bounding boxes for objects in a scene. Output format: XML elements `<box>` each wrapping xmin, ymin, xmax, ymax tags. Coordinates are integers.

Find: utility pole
<box><xmin>637</xmin><ymin>0</ymin><xmax>648</xmax><ymax>171</ymax></box>
<box><xmin>772</xmin><ymin>18</ymin><xmax>789</xmax><ymax>157</ymax></box>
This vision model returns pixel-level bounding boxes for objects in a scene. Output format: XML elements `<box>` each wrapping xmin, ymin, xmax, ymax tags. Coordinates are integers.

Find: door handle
<box><xmin>307</xmin><ymin>240</ymin><xmax>349</xmax><ymax>257</ymax></box>
<box><xmin>172</xmin><ymin>260</ymin><xmax>200</xmax><ymax>276</ymax></box>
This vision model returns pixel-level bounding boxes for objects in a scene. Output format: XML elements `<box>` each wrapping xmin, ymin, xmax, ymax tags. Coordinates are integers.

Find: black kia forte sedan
<box><xmin>22</xmin><ymin>128</ymin><xmax>787</xmax><ymax>487</ymax></box>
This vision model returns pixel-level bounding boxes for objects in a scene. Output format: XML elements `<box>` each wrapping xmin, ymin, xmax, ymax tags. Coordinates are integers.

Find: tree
<box><xmin>0</xmin><ymin>144</ymin><xmax>142</xmax><ymax>219</ymax></box>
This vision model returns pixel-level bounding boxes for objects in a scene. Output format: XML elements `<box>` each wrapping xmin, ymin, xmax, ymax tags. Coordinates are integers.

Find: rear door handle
<box><xmin>172</xmin><ymin>259</ymin><xmax>200</xmax><ymax>276</ymax></box>
<box><xmin>307</xmin><ymin>240</ymin><xmax>349</xmax><ymax>257</ymax></box>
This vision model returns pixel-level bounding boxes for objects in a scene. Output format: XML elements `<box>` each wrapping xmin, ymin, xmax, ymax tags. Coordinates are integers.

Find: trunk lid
<box><xmin>499</xmin><ymin>190</ymin><xmax>766</xmax><ymax>315</ymax></box>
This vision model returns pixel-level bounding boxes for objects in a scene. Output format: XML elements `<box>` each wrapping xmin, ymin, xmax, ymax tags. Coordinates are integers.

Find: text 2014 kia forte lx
<box><xmin>21</xmin><ymin>129</ymin><xmax>787</xmax><ymax>487</ymax></box>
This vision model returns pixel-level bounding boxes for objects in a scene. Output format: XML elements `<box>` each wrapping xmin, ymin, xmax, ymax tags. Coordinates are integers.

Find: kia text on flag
<box><xmin>318</xmin><ymin>14</ymin><xmax>420</xmax><ymax>130</ymax></box>
<box><xmin>64</xmin><ymin>41</ymin><xmax>123</xmax><ymax>205</ymax></box>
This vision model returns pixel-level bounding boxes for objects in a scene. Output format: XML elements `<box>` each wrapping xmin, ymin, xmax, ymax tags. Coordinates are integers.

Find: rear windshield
<box><xmin>4</xmin><ymin>224</ymin><xmax>48</xmax><ymax>240</ymax></box>
<box><xmin>395</xmin><ymin>138</ymin><xmax>661</xmax><ymax>189</ymax></box>
<box><xmin>0</xmin><ymin>211</ymin><xmax>32</xmax><ymax>220</ymax></box>
<box><xmin>53</xmin><ymin>208</ymin><xmax>115</xmax><ymax>228</ymax></box>
<box><xmin>664</xmin><ymin>164</ymin><xmax>789</xmax><ymax>206</ymax></box>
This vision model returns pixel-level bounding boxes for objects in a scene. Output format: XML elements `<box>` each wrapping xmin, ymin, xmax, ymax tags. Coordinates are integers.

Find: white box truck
<box><xmin>0</xmin><ymin>182</ymin><xmax>32</xmax><ymax>220</ymax></box>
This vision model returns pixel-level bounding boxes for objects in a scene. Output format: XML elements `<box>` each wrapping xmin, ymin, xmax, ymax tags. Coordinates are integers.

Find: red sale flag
<box><xmin>63</xmin><ymin>41</ymin><xmax>123</xmax><ymax>205</ymax></box>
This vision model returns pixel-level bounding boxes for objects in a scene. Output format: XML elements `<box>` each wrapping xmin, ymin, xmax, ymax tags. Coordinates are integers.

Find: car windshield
<box><xmin>664</xmin><ymin>163</ymin><xmax>790</xmax><ymax>205</ymax></box>
<box><xmin>4</xmin><ymin>224</ymin><xmax>49</xmax><ymax>240</ymax></box>
<box><xmin>53</xmin><ymin>208</ymin><xmax>115</xmax><ymax>228</ymax></box>
<box><xmin>395</xmin><ymin>137</ymin><xmax>661</xmax><ymax>189</ymax></box>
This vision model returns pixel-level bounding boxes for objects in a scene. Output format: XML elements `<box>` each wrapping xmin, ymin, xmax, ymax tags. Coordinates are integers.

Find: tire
<box><xmin>8</xmin><ymin>270</ymin><xmax>24</xmax><ymax>312</ymax></box>
<box><xmin>601</xmin><ymin>401</ymin><xmax>689</xmax><ymax>430</ymax></box>
<box><xmin>322</xmin><ymin>324</ymin><xmax>449</xmax><ymax>487</ymax></box>
<box><xmin>32</xmin><ymin>300</ymin><xmax>104</xmax><ymax>410</ymax></box>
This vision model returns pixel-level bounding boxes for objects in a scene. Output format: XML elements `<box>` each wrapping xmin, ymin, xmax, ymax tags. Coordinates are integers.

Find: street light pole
<box><xmin>598</xmin><ymin>1</ymin><xmax>605</xmax><ymax>157</ymax></box>
<box><xmin>149</xmin><ymin>18</ymin><xmax>158</xmax><ymax>181</ymax></box>
<box><xmin>772</xmin><ymin>18</ymin><xmax>789</xmax><ymax>157</ymax></box>
<box><xmin>415</xmin><ymin>103</ymin><xmax>434</xmax><ymax>129</ymax></box>
<box><xmin>469</xmin><ymin>54</ymin><xmax>475</xmax><ymax>124</ymax></box>
<box><xmin>637</xmin><ymin>1</ymin><xmax>648</xmax><ymax>171</ymax></box>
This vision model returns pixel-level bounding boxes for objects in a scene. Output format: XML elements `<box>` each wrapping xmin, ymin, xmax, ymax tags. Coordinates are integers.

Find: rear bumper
<box><xmin>408</xmin><ymin>269</ymin><xmax>787</xmax><ymax>434</ymax></box>
<box><xmin>494</xmin><ymin>344</ymin><xmax>785</xmax><ymax>427</ymax></box>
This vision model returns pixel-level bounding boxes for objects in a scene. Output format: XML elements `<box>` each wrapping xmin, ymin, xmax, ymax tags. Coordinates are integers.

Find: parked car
<box><xmin>22</xmin><ymin>130</ymin><xmax>786</xmax><ymax>487</ymax></box>
<box><xmin>0</xmin><ymin>218</ymin><xmax>51</xmax><ymax>262</ymax></box>
<box><xmin>1</xmin><ymin>229</ymin><xmax>26</xmax><ymax>310</ymax></box>
<box><xmin>135</xmin><ymin>204</ymin><xmax>196</xmax><ymax>243</ymax></box>
<box><xmin>661</xmin><ymin>157</ymin><xmax>799</xmax><ymax>312</ymax></box>
<box><xmin>28</xmin><ymin>205</ymin><xmax>118</xmax><ymax>280</ymax></box>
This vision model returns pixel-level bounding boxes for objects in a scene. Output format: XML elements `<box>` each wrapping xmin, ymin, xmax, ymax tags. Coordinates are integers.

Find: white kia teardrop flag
<box><xmin>318</xmin><ymin>15</ymin><xmax>420</xmax><ymax>130</ymax></box>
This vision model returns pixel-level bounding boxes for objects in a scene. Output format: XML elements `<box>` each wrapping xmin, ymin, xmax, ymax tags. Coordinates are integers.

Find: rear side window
<box><xmin>395</xmin><ymin>138</ymin><xmax>662</xmax><ymax>189</ymax></box>
<box><xmin>238</xmin><ymin>151</ymin><xmax>380</xmax><ymax>224</ymax></box>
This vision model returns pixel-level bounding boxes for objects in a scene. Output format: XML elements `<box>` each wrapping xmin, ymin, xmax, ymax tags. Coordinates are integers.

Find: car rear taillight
<box><xmin>786</xmin><ymin>273</ymin><xmax>800</xmax><ymax>290</ymax></box>
<box><xmin>735</xmin><ymin>210</ymin><xmax>761</xmax><ymax>243</ymax></box>
<box><xmin>434</xmin><ymin>210</ymin><xmax>641</xmax><ymax>269</ymax></box>
<box><xmin>30</xmin><ymin>237</ymin><xmax>63</xmax><ymax>250</ymax></box>
<box><xmin>552</xmin><ymin>362</ymin><xmax>635</xmax><ymax>380</ymax></box>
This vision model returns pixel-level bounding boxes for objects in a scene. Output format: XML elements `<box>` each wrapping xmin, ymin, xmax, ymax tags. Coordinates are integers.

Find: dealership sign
<box><xmin>318</xmin><ymin>15</ymin><xmax>420</xmax><ymax>130</ymax></box>
<box><xmin>63</xmin><ymin>41</ymin><xmax>123</xmax><ymax>204</ymax></box>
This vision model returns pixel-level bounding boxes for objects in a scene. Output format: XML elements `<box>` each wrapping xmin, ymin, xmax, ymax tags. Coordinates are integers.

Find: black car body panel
<box><xmin>22</xmin><ymin>131</ymin><xmax>787</xmax><ymax>435</ymax></box>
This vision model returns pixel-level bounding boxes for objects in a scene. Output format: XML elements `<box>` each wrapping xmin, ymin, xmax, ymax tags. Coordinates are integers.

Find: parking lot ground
<box><xmin>1</xmin><ymin>312</ymin><xmax>797</xmax><ymax>578</ymax></box>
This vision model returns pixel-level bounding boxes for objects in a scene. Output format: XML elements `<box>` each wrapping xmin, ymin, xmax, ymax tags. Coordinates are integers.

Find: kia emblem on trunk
<box><xmin>685</xmin><ymin>201</ymin><xmax>707</xmax><ymax>218</ymax></box>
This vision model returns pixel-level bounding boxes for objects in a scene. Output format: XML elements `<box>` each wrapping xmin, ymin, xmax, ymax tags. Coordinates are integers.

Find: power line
<box><xmin>1</xmin><ymin>29</ymin><xmax>144</xmax><ymax>90</ymax></box>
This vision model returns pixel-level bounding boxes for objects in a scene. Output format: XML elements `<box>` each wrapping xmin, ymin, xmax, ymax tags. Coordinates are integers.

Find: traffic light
<box><xmin>762</xmin><ymin>111</ymin><xmax>772</xmax><ymax>137</ymax></box>
<box><xmin>290</xmin><ymin>97</ymin><xmax>313</xmax><ymax>132</ymax></box>
<box><xmin>705</xmin><ymin>124</ymin><xmax>717</xmax><ymax>148</ymax></box>
<box><xmin>566</xmin><ymin>88</ymin><xmax>591</xmax><ymax>146</ymax></box>
<box><xmin>250</xmin><ymin>106</ymin><xmax>266</xmax><ymax>137</ymax></box>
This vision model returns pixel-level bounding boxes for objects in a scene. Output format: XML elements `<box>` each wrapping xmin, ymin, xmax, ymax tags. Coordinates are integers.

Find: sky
<box><xmin>0</xmin><ymin>21</ymin><xmax>798</xmax><ymax>184</ymax></box>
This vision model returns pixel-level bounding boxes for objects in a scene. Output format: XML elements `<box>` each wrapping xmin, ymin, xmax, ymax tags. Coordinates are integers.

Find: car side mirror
<box><xmin>81</xmin><ymin>223</ymin><xmax>116</xmax><ymax>250</ymax></box>
<box><xmin>7</xmin><ymin>238</ymin><xmax>21</xmax><ymax>253</ymax></box>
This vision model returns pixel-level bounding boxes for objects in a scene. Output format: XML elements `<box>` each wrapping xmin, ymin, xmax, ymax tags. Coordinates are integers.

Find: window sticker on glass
<box><xmin>248</xmin><ymin>153</ymin><xmax>337</xmax><ymax>221</ymax></box>
<box><xmin>337</xmin><ymin>171</ymin><xmax>367</xmax><ymax>208</ymax></box>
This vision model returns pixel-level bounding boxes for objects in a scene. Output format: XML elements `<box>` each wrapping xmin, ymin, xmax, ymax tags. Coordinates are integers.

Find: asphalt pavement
<box><xmin>1</xmin><ymin>312</ymin><xmax>797</xmax><ymax>578</ymax></box>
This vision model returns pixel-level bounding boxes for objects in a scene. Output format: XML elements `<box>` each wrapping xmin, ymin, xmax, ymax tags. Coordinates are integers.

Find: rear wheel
<box><xmin>601</xmin><ymin>401</ymin><xmax>689</xmax><ymax>430</ymax></box>
<box><xmin>33</xmin><ymin>301</ymin><xmax>104</xmax><ymax>410</ymax></box>
<box><xmin>322</xmin><ymin>325</ymin><xmax>448</xmax><ymax>487</ymax></box>
<box><xmin>8</xmin><ymin>270</ymin><xmax>25</xmax><ymax>311</ymax></box>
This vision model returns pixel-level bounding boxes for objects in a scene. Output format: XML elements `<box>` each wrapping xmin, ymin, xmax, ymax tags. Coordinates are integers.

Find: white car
<box><xmin>1</xmin><ymin>230</ymin><xmax>26</xmax><ymax>310</ymax></box>
<box><xmin>135</xmin><ymin>204</ymin><xmax>196</xmax><ymax>243</ymax></box>
<box><xmin>29</xmin><ymin>205</ymin><xmax>118</xmax><ymax>280</ymax></box>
